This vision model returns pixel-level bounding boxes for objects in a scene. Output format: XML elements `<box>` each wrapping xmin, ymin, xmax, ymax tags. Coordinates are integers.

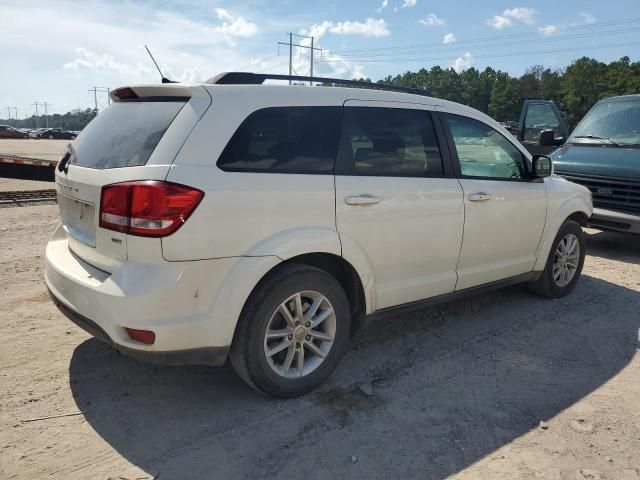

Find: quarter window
<box><xmin>336</xmin><ymin>107</ymin><xmax>444</xmax><ymax>176</ymax></box>
<box><xmin>217</xmin><ymin>107</ymin><xmax>342</xmax><ymax>173</ymax></box>
<box><xmin>445</xmin><ymin>114</ymin><xmax>525</xmax><ymax>180</ymax></box>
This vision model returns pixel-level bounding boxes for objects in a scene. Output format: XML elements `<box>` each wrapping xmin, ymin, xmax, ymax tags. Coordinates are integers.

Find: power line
<box><xmin>88</xmin><ymin>87</ymin><xmax>110</xmax><ymax>112</ymax></box>
<box><xmin>278</xmin><ymin>33</ymin><xmax>323</xmax><ymax>85</ymax></box>
<box><xmin>320</xmin><ymin>40</ymin><xmax>640</xmax><ymax>64</ymax></box>
<box><xmin>331</xmin><ymin>17</ymin><xmax>640</xmax><ymax>56</ymax></box>
<box><xmin>333</xmin><ymin>27</ymin><xmax>640</xmax><ymax>60</ymax></box>
<box><xmin>32</xmin><ymin>102</ymin><xmax>50</xmax><ymax>128</ymax></box>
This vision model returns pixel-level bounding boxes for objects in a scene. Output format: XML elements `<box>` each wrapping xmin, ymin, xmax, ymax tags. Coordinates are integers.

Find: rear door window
<box><xmin>336</xmin><ymin>107</ymin><xmax>444</xmax><ymax>177</ymax></box>
<box><xmin>217</xmin><ymin>107</ymin><xmax>342</xmax><ymax>173</ymax></box>
<box><xmin>71</xmin><ymin>101</ymin><xmax>186</xmax><ymax>169</ymax></box>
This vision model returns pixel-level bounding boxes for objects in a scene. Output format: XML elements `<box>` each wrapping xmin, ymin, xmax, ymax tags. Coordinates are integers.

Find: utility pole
<box><xmin>89</xmin><ymin>87</ymin><xmax>110</xmax><ymax>112</ymax></box>
<box><xmin>310</xmin><ymin>36</ymin><xmax>314</xmax><ymax>85</ymax></box>
<box><xmin>12</xmin><ymin>107</ymin><xmax>18</xmax><ymax>120</ymax></box>
<box><xmin>278</xmin><ymin>34</ymin><xmax>322</xmax><ymax>85</ymax></box>
<box><xmin>288</xmin><ymin>32</ymin><xmax>292</xmax><ymax>85</ymax></box>
<box><xmin>6</xmin><ymin>108</ymin><xmax>11</xmax><ymax>121</ymax></box>
<box><xmin>32</xmin><ymin>102</ymin><xmax>40</xmax><ymax>129</ymax></box>
<box><xmin>33</xmin><ymin>102</ymin><xmax>50</xmax><ymax>128</ymax></box>
<box><xmin>42</xmin><ymin>102</ymin><xmax>49</xmax><ymax>128</ymax></box>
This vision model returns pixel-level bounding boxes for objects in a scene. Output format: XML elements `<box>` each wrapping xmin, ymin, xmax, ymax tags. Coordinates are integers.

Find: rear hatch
<box><xmin>55</xmin><ymin>84</ymin><xmax>211</xmax><ymax>272</ymax></box>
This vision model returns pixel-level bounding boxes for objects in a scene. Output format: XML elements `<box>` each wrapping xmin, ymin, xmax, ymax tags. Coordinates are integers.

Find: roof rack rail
<box><xmin>206</xmin><ymin>72</ymin><xmax>433</xmax><ymax>97</ymax></box>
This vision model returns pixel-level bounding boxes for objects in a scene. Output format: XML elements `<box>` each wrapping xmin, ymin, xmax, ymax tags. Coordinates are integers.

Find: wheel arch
<box><xmin>241</xmin><ymin>253</ymin><xmax>368</xmax><ymax>336</ymax></box>
<box><xmin>280</xmin><ymin>253</ymin><xmax>367</xmax><ymax>335</ymax></box>
<box><xmin>534</xmin><ymin>195</ymin><xmax>591</xmax><ymax>271</ymax></box>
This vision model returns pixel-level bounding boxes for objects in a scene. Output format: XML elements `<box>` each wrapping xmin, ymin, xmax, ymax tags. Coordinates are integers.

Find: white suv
<box><xmin>45</xmin><ymin>73</ymin><xmax>592</xmax><ymax>397</ymax></box>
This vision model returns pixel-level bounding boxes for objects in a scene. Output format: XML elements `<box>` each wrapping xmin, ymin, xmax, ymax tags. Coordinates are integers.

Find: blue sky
<box><xmin>1</xmin><ymin>0</ymin><xmax>639</xmax><ymax>117</ymax></box>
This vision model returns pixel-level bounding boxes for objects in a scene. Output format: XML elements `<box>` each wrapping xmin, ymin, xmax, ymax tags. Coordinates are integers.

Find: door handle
<box><xmin>468</xmin><ymin>192</ymin><xmax>491</xmax><ymax>202</ymax></box>
<box><xmin>345</xmin><ymin>194</ymin><xmax>382</xmax><ymax>206</ymax></box>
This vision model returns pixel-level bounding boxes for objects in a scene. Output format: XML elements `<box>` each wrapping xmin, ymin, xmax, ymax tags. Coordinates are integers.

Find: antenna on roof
<box><xmin>144</xmin><ymin>45</ymin><xmax>176</xmax><ymax>84</ymax></box>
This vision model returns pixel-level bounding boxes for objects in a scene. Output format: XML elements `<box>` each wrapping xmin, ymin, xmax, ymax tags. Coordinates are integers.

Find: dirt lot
<box><xmin>0</xmin><ymin>139</ymin><xmax>70</xmax><ymax>162</ymax></box>
<box><xmin>0</xmin><ymin>202</ymin><xmax>639</xmax><ymax>480</ymax></box>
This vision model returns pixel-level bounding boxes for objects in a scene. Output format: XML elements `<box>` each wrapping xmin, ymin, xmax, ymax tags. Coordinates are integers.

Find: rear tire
<box><xmin>529</xmin><ymin>219</ymin><xmax>586</xmax><ymax>298</ymax></box>
<box><xmin>230</xmin><ymin>263</ymin><xmax>351</xmax><ymax>397</ymax></box>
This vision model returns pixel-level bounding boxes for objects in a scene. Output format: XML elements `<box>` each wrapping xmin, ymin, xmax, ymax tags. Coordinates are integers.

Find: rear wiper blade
<box><xmin>572</xmin><ymin>135</ymin><xmax>623</xmax><ymax>147</ymax></box>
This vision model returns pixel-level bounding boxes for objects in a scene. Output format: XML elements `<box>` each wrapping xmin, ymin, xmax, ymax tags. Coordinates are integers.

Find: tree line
<box><xmin>2</xmin><ymin>109</ymin><xmax>97</xmax><ymax>131</ymax></box>
<box><xmin>376</xmin><ymin>56</ymin><xmax>640</xmax><ymax>128</ymax></box>
<box><xmin>2</xmin><ymin>56</ymin><xmax>638</xmax><ymax>132</ymax></box>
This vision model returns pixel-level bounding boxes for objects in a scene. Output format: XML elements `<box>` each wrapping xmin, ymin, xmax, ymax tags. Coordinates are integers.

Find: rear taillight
<box><xmin>100</xmin><ymin>181</ymin><xmax>203</xmax><ymax>237</ymax></box>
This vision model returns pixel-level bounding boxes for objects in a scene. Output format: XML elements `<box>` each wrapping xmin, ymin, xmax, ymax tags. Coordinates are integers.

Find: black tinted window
<box><xmin>72</xmin><ymin>101</ymin><xmax>186</xmax><ymax>169</ymax></box>
<box><xmin>336</xmin><ymin>107</ymin><xmax>443</xmax><ymax>176</ymax></box>
<box><xmin>217</xmin><ymin>107</ymin><xmax>342</xmax><ymax>173</ymax></box>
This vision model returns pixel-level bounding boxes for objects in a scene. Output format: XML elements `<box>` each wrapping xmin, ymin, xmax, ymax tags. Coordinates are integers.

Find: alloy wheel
<box><xmin>552</xmin><ymin>233</ymin><xmax>580</xmax><ymax>287</ymax></box>
<box><xmin>263</xmin><ymin>291</ymin><xmax>336</xmax><ymax>378</ymax></box>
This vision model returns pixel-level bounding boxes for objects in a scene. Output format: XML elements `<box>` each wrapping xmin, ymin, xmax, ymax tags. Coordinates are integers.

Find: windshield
<box><xmin>569</xmin><ymin>97</ymin><xmax>640</xmax><ymax>146</ymax></box>
<box><xmin>71</xmin><ymin>100</ymin><xmax>186</xmax><ymax>169</ymax></box>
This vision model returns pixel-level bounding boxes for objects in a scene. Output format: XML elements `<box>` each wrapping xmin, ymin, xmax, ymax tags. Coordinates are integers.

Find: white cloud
<box><xmin>442</xmin><ymin>33</ymin><xmax>456</xmax><ymax>44</ymax></box>
<box><xmin>178</xmin><ymin>66</ymin><xmax>205</xmax><ymax>83</ymax></box>
<box><xmin>308</xmin><ymin>18</ymin><xmax>390</xmax><ymax>38</ymax></box>
<box><xmin>538</xmin><ymin>25</ymin><xmax>557</xmax><ymax>35</ymax></box>
<box><xmin>487</xmin><ymin>15</ymin><xmax>513</xmax><ymax>29</ymax></box>
<box><xmin>63</xmin><ymin>48</ymin><xmax>150</xmax><ymax>74</ymax></box>
<box><xmin>419</xmin><ymin>13</ymin><xmax>445</xmax><ymax>26</ymax></box>
<box><xmin>215</xmin><ymin>8</ymin><xmax>258</xmax><ymax>45</ymax></box>
<box><xmin>296</xmin><ymin>21</ymin><xmax>370</xmax><ymax>80</ymax></box>
<box><xmin>487</xmin><ymin>7</ymin><xmax>537</xmax><ymax>29</ymax></box>
<box><xmin>402</xmin><ymin>0</ymin><xmax>417</xmax><ymax>7</ymax></box>
<box><xmin>578</xmin><ymin>12</ymin><xmax>596</xmax><ymax>24</ymax></box>
<box><xmin>503</xmin><ymin>7</ymin><xmax>537</xmax><ymax>24</ymax></box>
<box><xmin>376</xmin><ymin>0</ymin><xmax>388</xmax><ymax>13</ymax></box>
<box><xmin>215</xmin><ymin>8</ymin><xmax>233</xmax><ymax>21</ymax></box>
<box><xmin>452</xmin><ymin>52</ymin><xmax>474</xmax><ymax>72</ymax></box>
<box><xmin>539</xmin><ymin>12</ymin><xmax>596</xmax><ymax>36</ymax></box>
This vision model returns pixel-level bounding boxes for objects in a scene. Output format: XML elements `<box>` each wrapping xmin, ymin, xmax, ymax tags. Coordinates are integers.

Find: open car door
<box><xmin>517</xmin><ymin>100</ymin><xmax>569</xmax><ymax>155</ymax></box>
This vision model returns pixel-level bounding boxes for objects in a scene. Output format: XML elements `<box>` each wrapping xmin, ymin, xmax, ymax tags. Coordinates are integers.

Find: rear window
<box><xmin>70</xmin><ymin>101</ymin><xmax>186</xmax><ymax>169</ymax></box>
<box><xmin>217</xmin><ymin>106</ymin><xmax>342</xmax><ymax>174</ymax></box>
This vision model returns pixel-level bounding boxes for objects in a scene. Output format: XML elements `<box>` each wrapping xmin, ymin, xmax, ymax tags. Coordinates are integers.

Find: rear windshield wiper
<box><xmin>572</xmin><ymin>135</ymin><xmax>624</xmax><ymax>147</ymax></box>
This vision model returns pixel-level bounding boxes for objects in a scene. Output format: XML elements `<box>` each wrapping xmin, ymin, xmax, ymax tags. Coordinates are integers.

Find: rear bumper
<box><xmin>44</xmin><ymin>225</ymin><xmax>279</xmax><ymax>366</ymax></box>
<box><xmin>589</xmin><ymin>207</ymin><xmax>640</xmax><ymax>234</ymax></box>
<box><xmin>49</xmin><ymin>288</ymin><xmax>228</xmax><ymax>365</ymax></box>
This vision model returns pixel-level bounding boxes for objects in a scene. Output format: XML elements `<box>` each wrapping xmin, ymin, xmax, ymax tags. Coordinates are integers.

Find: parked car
<box><xmin>514</xmin><ymin>95</ymin><xmax>639</xmax><ymax>234</ymax></box>
<box><xmin>0</xmin><ymin>125</ymin><xmax>29</xmax><ymax>139</ymax></box>
<box><xmin>45</xmin><ymin>74</ymin><xmax>592</xmax><ymax>397</ymax></box>
<box><xmin>36</xmin><ymin>128</ymin><xmax>77</xmax><ymax>140</ymax></box>
<box><xmin>28</xmin><ymin>128</ymin><xmax>48</xmax><ymax>138</ymax></box>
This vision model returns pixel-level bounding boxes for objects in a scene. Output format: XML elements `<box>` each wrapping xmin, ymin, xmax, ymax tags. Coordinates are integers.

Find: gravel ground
<box><xmin>0</xmin><ymin>178</ymin><xmax>54</xmax><ymax>193</ymax></box>
<box><xmin>0</xmin><ymin>203</ymin><xmax>639</xmax><ymax>480</ymax></box>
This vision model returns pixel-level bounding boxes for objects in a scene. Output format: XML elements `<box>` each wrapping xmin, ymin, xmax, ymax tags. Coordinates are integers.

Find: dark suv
<box><xmin>516</xmin><ymin>95</ymin><xmax>639</xmax><ymax>234</ymax></box>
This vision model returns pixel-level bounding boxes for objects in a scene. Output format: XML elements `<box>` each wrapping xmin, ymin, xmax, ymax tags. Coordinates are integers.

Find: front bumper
<box><xmin>589</xmin><ymin>207</ymin><xmax>640</xmax><ymax>234</ymax></box>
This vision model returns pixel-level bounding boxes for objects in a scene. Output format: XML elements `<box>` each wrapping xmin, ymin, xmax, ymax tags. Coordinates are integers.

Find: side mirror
<box><xmin>532</xmin><ymin>155</ymin><xmax>552</xmax><ymax>178</ymax></box>
<box><xmin>538</xmin><ymin>129</ymin><xmax>564</xmax><ymax>146</ymax></box>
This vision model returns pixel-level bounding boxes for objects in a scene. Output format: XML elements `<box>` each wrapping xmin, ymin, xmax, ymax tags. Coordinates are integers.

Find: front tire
<box><xmin>230</xmin><ymin>264</ymin><xmax>351</xmax><ymax>397</ymax></box>
<box><xmin>529</xmin><ymin>219</ymin><xmax>586</xmax><ymax>298</ymax></box>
